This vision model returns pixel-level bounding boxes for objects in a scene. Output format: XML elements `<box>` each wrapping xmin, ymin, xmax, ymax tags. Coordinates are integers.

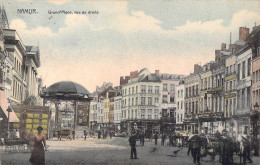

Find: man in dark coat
<box><xmin>188</xmin><ymin>133</ymin><xmax>202</xmax><ymax>164</ymax></box>
<box><xmin>84</xmin><ymin>129</ymin><xmax>87</xmax><ymax>140</ymax></box>
<box><xmin>161</xmin><ymin>133</ymin><xmax>166</xmax><ymax>146</ymax></box>
<box><xmin>154</xmin><ymin>132</ymin><xmax>158</xmax><ymax>145</ymax></box>
<box><xmin>98</xmin><ymin>131</ymin><xmax>101</xmax><ymax>139</ymax></box>
<box><xmin>129</xmin><ymin>132</ymin><xmax>138</xmax><ymax>159</ymax></box>
<box><xmin>220</xmin><ymin>130</ymin><xmax>234</xmax><ymax>165</ymax></box>
<box><xmin>242</xmin><ymin>135</ymin><xmax>253</xmax><ymax>164</ymax></box>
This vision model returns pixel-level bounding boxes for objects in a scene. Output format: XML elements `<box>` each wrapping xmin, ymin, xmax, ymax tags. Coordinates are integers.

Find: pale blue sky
<box><xmin>2</xmin><ymin>0</ymin><xmax>260</xmax><ymax>92</ymax></box>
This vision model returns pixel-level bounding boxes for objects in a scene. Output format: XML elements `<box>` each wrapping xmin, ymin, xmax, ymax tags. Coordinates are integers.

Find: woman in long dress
<box><xmin>29</xmin><ymin>126</ymin><xmax>47</xmax><ymax>165</ymax></box>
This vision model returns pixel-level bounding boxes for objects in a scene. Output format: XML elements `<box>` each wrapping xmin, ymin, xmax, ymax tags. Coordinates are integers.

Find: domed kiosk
<box><xmin>40</xmin><ymin>81</ymin><xmax>93</xmax><ymax>136</ymax></box>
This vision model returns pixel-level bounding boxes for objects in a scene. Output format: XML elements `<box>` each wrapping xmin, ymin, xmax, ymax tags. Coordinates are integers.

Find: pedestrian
<box><xmin>141</xmin><ymin>133</ymin><xmax>145</xmax><ymax>146</ymax></box>
<box><xmin>15</xmin><ymin>129</ymin><xmax>20</xmax><ymax>140</ymax></box>
<box><xmin>241</xmin><ymin>135</ymin><xmax>253</xmax><ymax>164</ymax></box>
<box><xmin>72</xmin><ymin>129</ymin><xmax>75</xmax><ymax>140</ymax></box>
<box><xmin>220</xmin><ymin>130</ymin><xmax>234</xmax><ymax>165</ymax></box>
<box><xmin>129</xmin><ymin>131</ymin><xmax>138</xmax><ymax>159</ymax></box>
<box><xmin>109</xmin><ymin>131</ymin><xmax>113</xmax><ymax>139</ymax></box>
<box><xmin>161</xmin><ymin>133</ymin><xmax>166</xmax><ymax>146</ymax></box>
<box><xmin>188</xmin><ymin>131</ymin><xmax>202</xmax><ymax>164</ymax></box>
<box><xmin>98</xmin><ymin>131</ymin><xmax>101</xmax><ymax>139</ymax></box>
<box><xmin>29</xmin><ymin>126</ymin><xmax>48</xmax><ymax>165</ymax></box>
<box><xmin>154</xmin><ymin>132</ymin><xmax>158</xmax><ymax>145</ymax></box>
<box><xmin>84</xmin><ymin>129</ymin><xmax>87</xmax><ymax>140</ymax></box>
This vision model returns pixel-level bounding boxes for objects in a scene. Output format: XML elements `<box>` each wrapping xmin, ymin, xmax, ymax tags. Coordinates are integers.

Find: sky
<box><xmin>2</xmin><ymin>0</ymin><xmax>260</xmax><ymax>92</ymax></box>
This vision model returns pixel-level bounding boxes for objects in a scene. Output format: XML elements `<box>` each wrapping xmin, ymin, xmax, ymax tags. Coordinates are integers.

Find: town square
<box><xmin>0</xmin><ymin>0</ymin><xmax>260</xmax><ymax>164</ymax></box>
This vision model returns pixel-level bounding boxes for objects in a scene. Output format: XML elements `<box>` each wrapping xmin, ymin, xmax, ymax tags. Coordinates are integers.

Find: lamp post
<box><xmin>6</xmin><ymin>100</ymin><xmax>13</xmax><ymax>139</ymax></box>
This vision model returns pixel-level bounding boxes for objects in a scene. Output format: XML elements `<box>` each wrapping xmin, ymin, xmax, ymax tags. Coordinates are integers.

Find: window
<box><xmin>242</xmin><ymin>89</ymin><xmax>245</xmax><ymax>108</ymax></box>
<box><xmin>247</xmin><ymin>87</ymin><xmax>251</xmax><ymax>106</ymax></box>
<box><xmin>132</xmin><ymin>98</ymin><xmax>134</xmax><ymax>106</ymax></box>
<box><xmin>163</xmin><ymin>95</ymin><xmax>168</xmax><ymax>103</ymax></box>
<box><xmin>226</xmin><ymin>82</ymin><xmax>229</xmax><ymax>91</ymax></box>
<box><xmin>196</xmin><ymin>85</ymin><xmax>198</xmax><ymax>95</ymax></box>
<box><xmin>141</xmin><ymin>97</ymin><xmax>146</xmax><ymax>105</ymax></box>
<box><xmin>155</xmin><ymin>86</ymin><xmax>159</xmax><ymax>94</ymax></box>
<box><xmin>181</xmin><ymin>101</ymin><xmax>183</xmax><ymax>109</ymax></box>
<box><xmin>148</xmin><ymin>97</ymin><xmax>152</xmax><ymax>105</ymax></box>
<box><xmin>132</xmin><ymin>87</ymin><xmax>134</xmax><ymax>94</ymax></box>
<box><xmin>136</xmin><ymin>97</ymin><xmax>138</xmax><ymax>105</ymax></box>
<box><xmin>253</xmin><ymin>72</ymin><xmax>256</xmax><ymax>83</ymax></box>
<box><xmin>230</xmin><ymin>65</ymin><xmax>233</xmax><ymax>74</ymax></box>
<box><xmin>189</xmin><ymin>87</ymin><xmax>191</xmax><ymax>97</ymax></box>
<box><xmin>135</xmin><ymin>109</ymin><xmax>137</xmax><ymax>118</ymax></box>
<box><xmin>177</xmin><ymin>102</ymin><xmax>179</xmax><ymax>109</ymax></box>
<box><xmin>148</xmin><ymin>86</ymin><xmax>153</xmax><ymax>93</ymax></box>
<box><xmin>256</xmin><ymin>70</ymin><xmax>259</xmax><ymax>82</ymax></box>
<box><xmin>170</xmin><ymin>84</ymin><xmax>175</xmax><ymax>91</ymax></box>
<box><xmin>178</xmin><ymin>91</ymin><xmax>180</xmax><ymax>98</ymax></box>
<box><xmin>248</xmin><ymin>58</ymin><xmax>251</xmax><ymax>76</ymax></box>
<box><xmin>154</xmin><ymin>109</ymin><xmax>159</xmax><ymax>119</ymax></box>
<box><xmin>185</xmin><ymin>103</ymin><xmax>188</xmax><ymax>114</ymax></box>
<box><xmin>155</xmin><ymin>98</ymin><xmax>159</xmax><ymax>104</ymax></box>
<box><xmin>181</xmin><ymin>90</ymin><xmax>183</xmax><ymax>97</ymax></box>
<box><xmin>136</xmin><ymin>86</ymin><xmax>138</xmax><ymax>93</ymax></box>
<box><xmin>163</xmin><ymin>84</ymin><xmax>168</xmax><ymax>91</ymax></box>
<box><xmin>129</xmin><ymin>88</ymin><xmax>131</xmax><ymax>95</ymax></box>
<box><xmin>226</xmin><ymin>67</ymin><xmax>229</xmax><ymax>75</ymax></box>
<box><xmin>170</xmin><ymin>95</ymin><xmax>174</xmax><ymax>103</ymax></box>
<box><xmin>185</xmin><ymin>88</ymin><xmax>188</xmax><ymax>97</ymax></box>
<box><xmin>181</xmin><ymin>114</ymin><xmax>183</xmax><ymax>122</ymax></box>
<box><xmin>230</xmin><ymin>81</ymin><xmax>232</xmax><ymax>91</ymax></box>
<box><xmin>141</xmin><ymin>85</ymin><xmax>146</xmax><ymax>93</ymax></box>
<box><xmin>242</xmin><ymin>61</ymin><xmax>245</xmax><ymax>79</ymax></box>
<box><xmin>141</xmin><ymin>109</ymin><xmax>145</xmax><ymax>119</ymax></box>
<box><xmin>148</xmin><ymin>109</ymin><xmax>152</xmax><ymax>119</ymax></box>
<box><xmin>192</xmin><ymin>86</ymin><xmax>195</xmax><ymax>96</ymax></box>
<box><xmin>196</xmin><ymin>101</ymin><xmax>198</xmax><ymax>114</ymax></box>
<box><xmin>238</xmin><ymin>64</ymin><xmax>241</xmax><ymax>80</ymax></box>
<box><xmin>205</xmin><ymin>79</ymin><xmax>207</xmax><ymax>89</ymax></box>
<box><xmin>128</xmin><ymin>98</ymin><xmax>130</xmax><ymax>106</ymax></box>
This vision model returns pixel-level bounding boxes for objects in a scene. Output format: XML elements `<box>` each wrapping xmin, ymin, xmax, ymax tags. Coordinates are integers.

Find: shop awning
<box><xmin>0</xmin><ymin>91</ymin><xmax>19</xmax><ymax>122</ymax></box>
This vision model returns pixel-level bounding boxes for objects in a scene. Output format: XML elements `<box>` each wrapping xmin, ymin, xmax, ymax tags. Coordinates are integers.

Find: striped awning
<box><xmin>0</xmin><ymin>91</ymin><xmax>19</xmax><ymax>122</ymax></box>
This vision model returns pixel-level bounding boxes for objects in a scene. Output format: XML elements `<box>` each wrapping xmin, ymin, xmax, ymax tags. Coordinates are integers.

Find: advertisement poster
<box><xmin>0</xmin><ymin>0</ymin><xmax>259</xmax><ymax>164</ymax></box>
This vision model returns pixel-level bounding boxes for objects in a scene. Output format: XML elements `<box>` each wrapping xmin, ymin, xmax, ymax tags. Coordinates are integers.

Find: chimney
<box><xmin>130</xmin><ymin>70</ymin><xmax>138</xmax><ymax>79</ymax></box>
<box><xmin>194</xmin><ymin>64</ymin><xmax>202</xmax><ymax>73</ymax></box>
<box><xmin>221</xmin><ymin>43</ymin><xmax>226</xmax><ymax>51</ymax></box>
<box><xmin>215</xmin><ymin>50</ymin><xmax>221</xmax><ymax>61</ymax></box>
<box><xmin>155</xmin><ymin>70</ymin><xmax>159</xmax><ymax>75</ymax></box>
<box><xmin>239</xmin><ymin>27</ymin><xmax>250</xmax><ymax>41</ymax></box>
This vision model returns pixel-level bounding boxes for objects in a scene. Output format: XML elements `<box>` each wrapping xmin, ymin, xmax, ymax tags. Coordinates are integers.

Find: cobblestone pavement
<box><xmin>0</xmin><ymin>137</ymin><xmax>259</xmax><ymax>165</ymax></box>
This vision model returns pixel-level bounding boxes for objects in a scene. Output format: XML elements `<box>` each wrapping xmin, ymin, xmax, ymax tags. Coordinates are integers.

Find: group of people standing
<box><xmin>187</xmin><ymin>129</ymin><xmax>254</xmax><ymax>165</ymax></box>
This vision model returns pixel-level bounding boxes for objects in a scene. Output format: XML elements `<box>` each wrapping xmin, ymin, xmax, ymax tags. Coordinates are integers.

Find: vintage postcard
<box><xmin>0</xmin><ymin>0</ymin><xmax>260</xmax><ymax>164</ymax></box>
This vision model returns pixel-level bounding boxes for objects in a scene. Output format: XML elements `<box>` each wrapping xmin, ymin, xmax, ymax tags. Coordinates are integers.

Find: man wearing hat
<box><xmin>129</xmin><ymin>131</ymin><xmax>138</xmax><ymax>159</ymax></box>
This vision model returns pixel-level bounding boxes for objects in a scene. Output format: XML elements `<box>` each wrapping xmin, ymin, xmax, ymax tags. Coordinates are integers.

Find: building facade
<box><xmin>121</xmin><ymin>68</ymin><xmax>162</xmax><ymax>134</ymax></box>
<box><xmin>175</xmin><ymin>81</ymin><xmax>185</xmax><ymax>127</ymax></box>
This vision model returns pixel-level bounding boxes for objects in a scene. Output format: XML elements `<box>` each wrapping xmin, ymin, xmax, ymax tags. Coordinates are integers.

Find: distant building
<box><xmin>175</xmin><ymin>81</ymin><xmax>185</xmax><ymax>127</ymax></box>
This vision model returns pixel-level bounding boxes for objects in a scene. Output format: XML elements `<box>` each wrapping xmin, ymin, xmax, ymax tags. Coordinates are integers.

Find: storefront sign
<box><xmin>225</xmin><ymin>74</ymin><xmax>236</xmax><ymax>81</ymax></box>
<box><xmin>225</xmin><ymin>93</ymin><xmax>236</xmax><ymax>99</ymax></box>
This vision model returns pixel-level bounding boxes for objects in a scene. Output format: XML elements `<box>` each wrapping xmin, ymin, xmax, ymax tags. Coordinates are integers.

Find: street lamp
<box><xmin>6</xmin><ymin>103</ymin><xmax>13</xmax><ymax>139</ymax></box>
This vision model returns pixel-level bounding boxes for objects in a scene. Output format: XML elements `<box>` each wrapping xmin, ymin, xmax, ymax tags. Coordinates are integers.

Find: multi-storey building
<box><xmin>198</xmin><ymin>61</ymin><xmax>215</xmax><ymax>134</ymax></box>
<box><xmin>175</xmin><ymin>81</ymin><xmax>185</xmax><ymax>128</ymax></box>
<box><xmin>248</xmin><ymin>25</ymin><xmax>260</xmax><ymax>156</ymax></box>
<box><xmin>89</xmin><ymin>84</ymin><xmax>113</xmax><ymax>130</ymax></box>
<box><xmin>113</xmin><ymin>87</ymin><xmax>122</xmax><ymax>131</ymax></box>
<box><xmin>121</xmin><ymin>68</ymin><xmax>161</xmax><ymax>134</ymax></box>
<box><xmin>184</xmin><ymin>64</ymin><xmax>202</xmax><ymax>134</ymax></box>
<box><xmin>235</xmin><ymin>44</ymin><xmax>252</xmax><ymax>137</ymax></box>
<box><xmin>158</xmin><ymin>71</ymin><xmax>184</xmax><ymax>132</ymax></box>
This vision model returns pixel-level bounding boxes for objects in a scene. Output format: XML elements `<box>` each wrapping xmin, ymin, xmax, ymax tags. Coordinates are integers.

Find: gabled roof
<box><xmin>140</xmin><ymin>74</ymin><xmax>161</xmax><ymax>82</ymax></box>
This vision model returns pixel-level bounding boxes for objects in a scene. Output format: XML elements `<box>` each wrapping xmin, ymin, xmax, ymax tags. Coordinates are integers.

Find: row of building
<box><xmin>89</xmin><ymin>26</ymin><xmax>260</xmax><ymax>141</ymax></box>
<box><xmin>0</xmin><ymin>6</ymin><xmax>50</xmax><ymax>139</ymax></box>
